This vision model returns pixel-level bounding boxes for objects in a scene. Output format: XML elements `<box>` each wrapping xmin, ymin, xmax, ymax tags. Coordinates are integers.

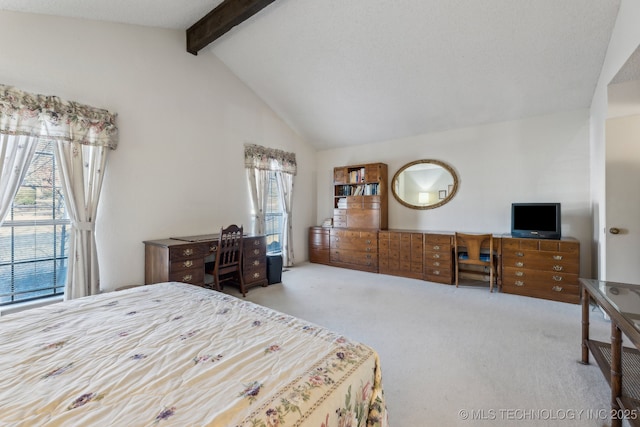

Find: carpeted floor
<box><xmin>229</xmin><ymin>262</ymin><xmax>620</xmax><ymax>426</ymax></box>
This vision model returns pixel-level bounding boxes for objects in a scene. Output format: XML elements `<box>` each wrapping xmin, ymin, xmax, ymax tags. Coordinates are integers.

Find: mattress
<box><xmin>0</xmin><ymin>282</ymin><xmax>388</xmax><ymax>426</ymax></box>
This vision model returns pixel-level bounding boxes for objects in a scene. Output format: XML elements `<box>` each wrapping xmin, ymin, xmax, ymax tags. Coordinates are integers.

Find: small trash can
<box><xmin>266</xmin><ymin>252</ymin><xmax>283</xmax><ymax>285</ymax></box>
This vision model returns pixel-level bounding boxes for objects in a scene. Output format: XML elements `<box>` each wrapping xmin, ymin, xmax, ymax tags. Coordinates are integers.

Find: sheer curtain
<box><xmin>244</xmin><ymin>144</ymin><xmax>297</xmax><ymax>265</ymax></box>
<box><xmin>0</xmin><ymin>134</ymin><xmax>39</xmax><ymax>225</ymax></box>
<box><xmin>276</xmin><ymin>171</ymin><xmax>294</xmax><ymax>267</ymax></box>
<box><xmin>0</xmin><ymin>84</ymin><xmax>118</xmax><ymax>299</ymax></box>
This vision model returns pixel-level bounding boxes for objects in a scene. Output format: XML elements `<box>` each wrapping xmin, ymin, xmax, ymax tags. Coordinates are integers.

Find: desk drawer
<box><xmin>169</xmin><ymin>244</ymin><xmax>204</xmax><ymax>260</ymax></box>
<box><xmin>169</xmin><ymin>268</ymin><xmax>204</xmax><ymax>285</ymax></box>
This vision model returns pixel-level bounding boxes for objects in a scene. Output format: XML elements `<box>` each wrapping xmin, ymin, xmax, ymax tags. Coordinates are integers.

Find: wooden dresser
<box><xmin>309</xmin><ymin>227</ymin><xmax>331</xmax><ymax>265</ymax></box>
<box><xmin>329</xmin><ymin>229</ymin><xmax>378</xmax><ymax>273</ymax></box>
<box><xmin>144</xmin><ymin>234</ymin><xmax>268</xmax><ymax>290</ymax></box>
<box><xmin>378</xmin><ymin>230</ymin><xmax>424</xmax><ymax>279</ymax></box>
<box><xmin>423</xmin><ymin>233</ymin><xmax>455</xmax><ymax>284</ymax></box>
<box><xmin>501</xmin><ymin>237</ymin><xmax>580</xmax><ymax>304</ymax></box>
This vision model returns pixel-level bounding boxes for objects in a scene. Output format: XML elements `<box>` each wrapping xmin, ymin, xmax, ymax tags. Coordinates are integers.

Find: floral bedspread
<box><xmin>0</xmin><ymin>282</ymin><xmax>388</xmax><ymax>426</ymax></box>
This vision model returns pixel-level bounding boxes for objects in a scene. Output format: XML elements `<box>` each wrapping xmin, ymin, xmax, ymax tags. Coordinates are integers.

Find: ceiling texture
<box><xmin>0</xmin><ymin>0</ymin><xmax>623</xmax><ymax>150</ymax></box>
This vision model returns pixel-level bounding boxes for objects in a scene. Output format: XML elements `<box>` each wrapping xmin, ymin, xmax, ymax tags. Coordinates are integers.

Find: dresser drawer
<box><xmin>502</xmin><ymin>276</ymin><xmax>580</xmax><ymax>303</ymax></box>
<box><xmin>502</xmin><ymin>253</ymin><xmax>579</xmax><ymax>274</ymax></box>
<box><xmin>424</xmin><ymin>250</ymin><xmax>452</xmax><ymax>262</ymax></box>
<box><xmin>425</xmin><ymin>234</ymin><xmax>453</xmax><ymax>246</ymax></box>
<box><xmin>503</xmin><ymin>267</ymin><xmax>578</xmax><ymax>286</ymax></box>
<box><xmin>331</xmin><ymin>250</ymin><xmax>377</xmax><ymax>267</ymax></box>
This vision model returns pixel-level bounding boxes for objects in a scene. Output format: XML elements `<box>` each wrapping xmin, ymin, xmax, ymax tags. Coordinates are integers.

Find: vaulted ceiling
<box><xmin>0</xmin><ymin>0</ymin><xmax>623</xmax><ymax>150</ymax></box>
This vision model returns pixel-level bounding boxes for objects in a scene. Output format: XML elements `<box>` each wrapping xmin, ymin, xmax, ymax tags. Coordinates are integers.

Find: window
<box><xmin>265</xmin><ymin>171</ymin><xmax>283</xmax><ymax>254</ymax></box>
<box><xmin>0</xmin><ymin>140</ymin><xmax>69</xmax><ymax>305</ymax></box>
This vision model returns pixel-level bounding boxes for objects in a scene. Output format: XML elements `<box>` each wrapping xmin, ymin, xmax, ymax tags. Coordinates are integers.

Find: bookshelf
<box><xmin>333</xmin><ymin>163</ymin><xmax>388</xmax><ymax>229</ymax></box>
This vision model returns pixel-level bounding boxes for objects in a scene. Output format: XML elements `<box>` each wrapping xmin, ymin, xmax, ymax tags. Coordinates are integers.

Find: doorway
<box><xmin>605</xmin><ymin>46</ymin><xmax>640</xmax><ymax>283</ymax></box>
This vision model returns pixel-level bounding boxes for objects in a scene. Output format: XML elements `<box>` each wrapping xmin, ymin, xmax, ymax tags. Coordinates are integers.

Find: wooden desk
<box><xmin>144</xmin><ymin>234</ymin><xmax>268</xmax><ymax>291</ymax></box>
<box><xmin>581</xmin><ymin>278</ymin><xmax>640</xmax><ymax>427</ymax></box>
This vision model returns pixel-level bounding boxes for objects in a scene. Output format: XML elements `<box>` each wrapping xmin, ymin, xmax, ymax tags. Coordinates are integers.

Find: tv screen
<box><xmin>511</xmin><ymin>203</ymin><xmax>561</xmax><ymax>239</ymax></box>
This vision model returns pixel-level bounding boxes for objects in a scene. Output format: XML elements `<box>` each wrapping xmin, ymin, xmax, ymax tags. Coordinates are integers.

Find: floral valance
<box><xmin>0</xmin><ymin>84</ymin><xmax>118</xmax><ymax>149</ymax></box>
<box><xmin>244</xmin><ymin>143</ymin><xmax>297</xmax><ymax>175</ymax></box>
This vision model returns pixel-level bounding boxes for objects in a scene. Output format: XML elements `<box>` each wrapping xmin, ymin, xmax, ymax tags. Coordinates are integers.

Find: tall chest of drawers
<box><xmin>330</xmin><ymin>229</ymin><xmax>378</xmax><ymax>273</ymax></box>
<box><xmin>424</xmin><ymin>233</ymin><xmax>454</xmax><ymax>284</ymax></box>
<box><xmin>501</xmin><ymin>237</ymin><xmax>580</xmax><ymax>304</ymax></box>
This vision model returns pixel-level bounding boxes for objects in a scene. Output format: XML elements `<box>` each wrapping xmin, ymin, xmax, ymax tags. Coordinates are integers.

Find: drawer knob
<box><xmin>366</xmin><ymin>240</ymin><xmax>371</xmax><ymax>244</ymax></box>
<box><xmin>254</xmin><ymin>240</ymin><xmax>261</xmax><ymax>246</ymax></box>
<box><xmin>182</xmin><ymin>274</ymin><xmax>192</xmax><ymax>282</ymax></box>
<box><xmin>552</xmin><ymin>265</ymin><xmax>564</xmax><ymax>272</ymax></box>
<box><xmin>253</xmin><ymin>260</ymin><xmax>260</xmax><ymax>266</ymax></box>
<box><xmin>253</xmin><ymin>272</ymin><xmax>261</xmax><ymax>279</ymax></box>
<box><xmin>433</xmin><ymin>261</ymin><xmax>440</xmax><ymax>267</ymax></box>
<box><xmin>209</xmin><ymin>245</ymin><xmax>217</xmax><ymax>252</ymax></box>
<box><xmin>552</xmin><ymin>285</ymin><xmax>563</xmax><ymax>292</ymax></box>
<box><xmin>253</xmin><ymin>249</ymin><xmax>260</xmax><ymax>255</ymax></box>
<box><xmin>516</xmin><ymin>252</ymin><xmax>524</xmax><ymax>257</ymax></box>
<box><xmin>433</xmin><ymin>254</ymin><xmax>440</xmax><ymax>259</ymax></box>
<box><xmin>553</xmin><ymin>255</ymin><xmax>563</xmax><ymax>260</ymax></box>
<box><xmin>183</xmin><ymin>248</ymin><xmax>193</xmax><ymax>256</ymax></box>
<box><xmin>366</xmin><ymin>247</ymin><xmax>371</xmax><ymax>252</ymax></box>
<box><xmin>433</xmin><ymin>245</ymin><xmax>440</xmax><ymax>250</ymax></box>
<box><xmin>515</xmin><ymin>280</ymin><xmax>524</xmax><ymax>287</ymax></box>
<box><xmin>433</xmin><ymin>270</ymin><xmax>440</xmax><ymax>275</ymax></box>
<box><xmin>552</xmin><ymin>275</ymin><xmax>563</xmax><ymax>282</ymax></box>
<box><xmin>515</xmin><ymin>262</ymin><xmax>524</xmax><ymax>267</ymax></box>
<box><xmin>183</xmin><ymin>260</ymin><xmax>193</xmax><ymax>268</ymax></box>
<box><xmin>515</xmin><ymin>271</ymin><xmax>524</xmax><ymax>277</ymax></box>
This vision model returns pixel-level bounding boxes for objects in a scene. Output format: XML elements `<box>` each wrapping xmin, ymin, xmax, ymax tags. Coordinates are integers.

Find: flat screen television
<box><xmin>511</xmin><ymin>203</ymin><xmax>561</xmax><ymax>240</ymax></box>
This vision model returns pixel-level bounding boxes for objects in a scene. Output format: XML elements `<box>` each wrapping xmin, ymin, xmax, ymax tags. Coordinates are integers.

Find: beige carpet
<box><xmin>234</xmin><ymin>262</ymin><xmax>616</xmax><ymax>427</ymax></box>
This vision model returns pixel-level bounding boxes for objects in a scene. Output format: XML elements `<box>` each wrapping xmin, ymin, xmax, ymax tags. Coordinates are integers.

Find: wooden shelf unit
<box><xmin>333</xmin><ymin>163</ymin><xmax>388</xmax><ymax>230</ymax></box>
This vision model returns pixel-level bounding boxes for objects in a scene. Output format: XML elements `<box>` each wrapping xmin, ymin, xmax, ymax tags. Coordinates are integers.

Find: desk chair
<box><xmin>454</xmin><ymin>232</ymin><xmax>496</xmax><ymax>292</ymax></box>
<box><xmin>207</xmin><ymin>224</ymin><xmax>246</xmax><ymax>296</ymax></box>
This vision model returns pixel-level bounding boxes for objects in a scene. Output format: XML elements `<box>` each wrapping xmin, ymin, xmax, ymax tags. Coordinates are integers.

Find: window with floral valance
<box><xmin>0</xmin><ymin>84</ymin><xmax>118</xmax><ymax>303</ymax></box>
<box><xmin>244</xmin><ymin>144</ymin><xmax>296</xmax><ymax>267</ymax></box>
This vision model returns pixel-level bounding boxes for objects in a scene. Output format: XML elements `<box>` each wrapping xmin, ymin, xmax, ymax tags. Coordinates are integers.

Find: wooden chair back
<box><xmin>454</xmin><ymin>232</ymin><xmax>495</xmax><ymax>292</ymax></box>
<box><xmin>212</xmin><ymin>224</ymin><xmax>246</xmax><ymax>296</ymax></box>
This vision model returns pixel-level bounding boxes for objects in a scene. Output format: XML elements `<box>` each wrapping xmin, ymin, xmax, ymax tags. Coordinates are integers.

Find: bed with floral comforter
<box><xmin>0</xmin><ymin>282</ymin><xmax>388</xmax><ymax>426</ymax></box>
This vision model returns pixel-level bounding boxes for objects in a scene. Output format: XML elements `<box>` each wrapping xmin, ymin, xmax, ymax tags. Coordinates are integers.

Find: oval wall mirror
<box><xmin>391</xmin><ymin>159</ymin><xmax>459</xmax><ymax>209</ymax></box>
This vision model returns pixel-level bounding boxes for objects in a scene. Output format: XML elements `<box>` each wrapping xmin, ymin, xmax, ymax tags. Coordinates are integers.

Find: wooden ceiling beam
<box><xmin>187</xmin><ymin>0</ymin><xmax>276</xmax><ymax>55</ymax></box>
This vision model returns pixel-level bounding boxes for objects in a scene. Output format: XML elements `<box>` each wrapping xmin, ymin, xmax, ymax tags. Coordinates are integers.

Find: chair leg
<box><xmin>213</xmin><ymin>274</ymin><xmax>221</xmax><ymax>292</ymax></box>
<box><xmin>238</xmin><ymin>271</ymin><xmax>246</xmax><ymax>297</ymax></box>
<box><xmin>489</xmin><ymin>268</ymin><xmax>494</xmax><ymax>293</ymax></box>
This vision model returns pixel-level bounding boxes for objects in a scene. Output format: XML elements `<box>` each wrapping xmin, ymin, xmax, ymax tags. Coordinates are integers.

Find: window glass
<box><xmin>265</xmin><ymin>171</ymin><xmax>283</xmax><ymax>254</ymax></box>
<box><xmin>0</xmin><ymin>140</ymin><xmax>69</xmax><ymax>305</ymax></box>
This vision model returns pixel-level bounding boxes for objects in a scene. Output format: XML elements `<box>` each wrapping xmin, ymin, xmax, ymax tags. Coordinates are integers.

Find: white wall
<box><xmin>317</xmin><ymin>110</ymin><xmax>593</xmax><ymax>276</ymax></box>
<box><xmin>0</xmin><ymin>11</ymin><xmax>318</xmax><ymax>291</ymax></box>
<box><xmin>589</xmin><ymin>0</ymin><xmax>640</xmax><ymax>279</ymax></box>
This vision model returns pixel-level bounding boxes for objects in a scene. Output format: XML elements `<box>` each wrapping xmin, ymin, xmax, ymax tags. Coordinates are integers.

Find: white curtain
<box><xmin>244</xmin><ymin>144</ymin><xmax>297</xmax><ymax>265</ymax></box>
<box><xmin>0</xmin><ymin>84</ymin><xmax>118</xmax><ymax>299</ymax></box>
<box><xmin>246</xmin><ymin>168</ymin><xmax>269</xmax><ymax>235</ymax></box>
<box><xmin>54</xmin><ymin>142</ymin><xmax>110</xmax><ymax>299</ymax></box>
<box><xmin>276</xmin><ymin>171</ymin><xmax>294</xmax><ymax>267</ymax></box>
<box><xmin>0</xmin><ymin>134</ymin><xmax>39</xmax><ymax>225</ymax></box>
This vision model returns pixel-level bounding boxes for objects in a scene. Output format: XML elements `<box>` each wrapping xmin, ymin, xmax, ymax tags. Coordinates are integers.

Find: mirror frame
<box><xmin>391</xmin><ymin>159</ymin><xmax>459</xmax><ymax>210</ymax></box>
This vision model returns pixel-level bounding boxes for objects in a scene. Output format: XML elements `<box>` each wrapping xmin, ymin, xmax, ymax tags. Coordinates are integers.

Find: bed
<box><xmin>0</xmin><ymin>282</ymin><xmax>388</xmax><ymax>426</ymax></box>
